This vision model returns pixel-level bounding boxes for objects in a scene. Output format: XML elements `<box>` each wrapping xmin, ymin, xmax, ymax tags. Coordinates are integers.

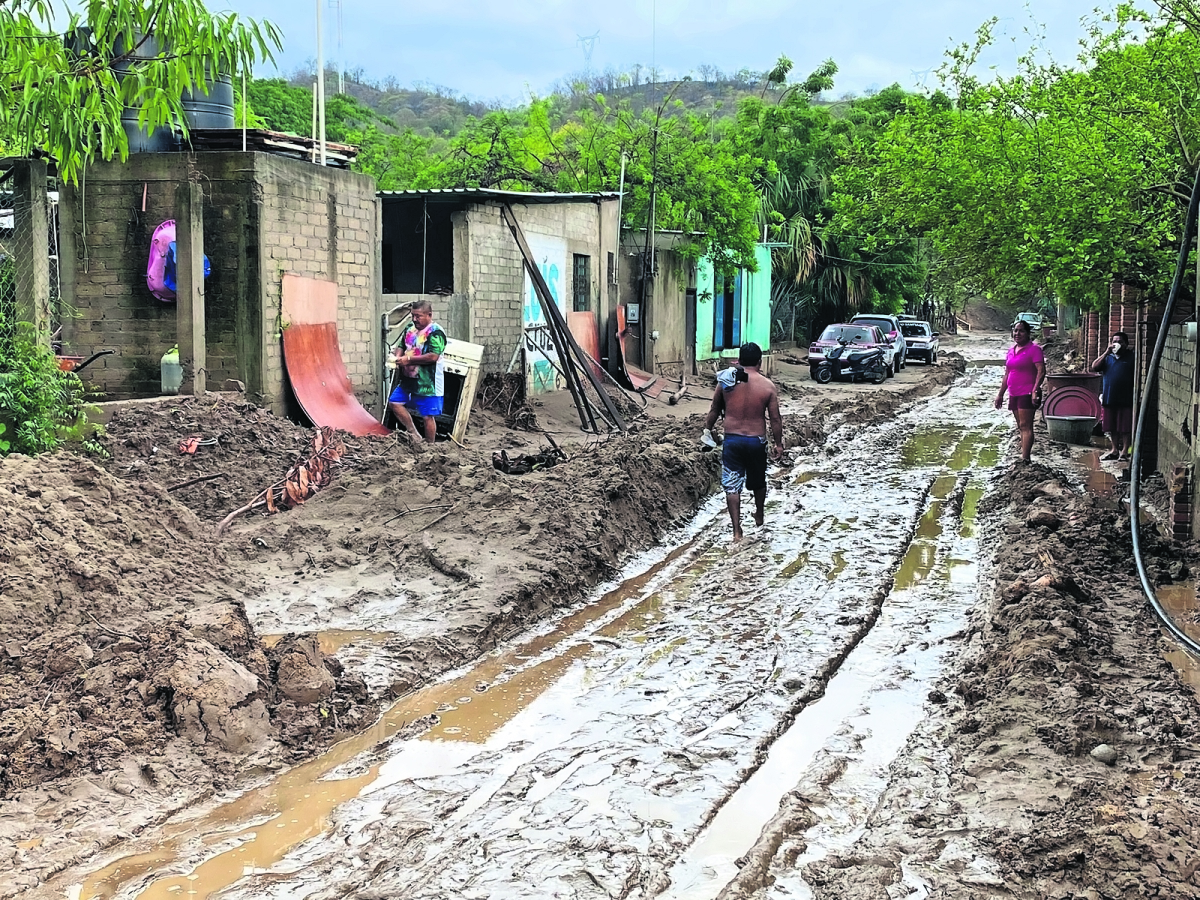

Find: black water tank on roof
<box><xmin>67</xmin><ymin>30</ymin><xmax>234</xmax><ymax>153</ymax></box>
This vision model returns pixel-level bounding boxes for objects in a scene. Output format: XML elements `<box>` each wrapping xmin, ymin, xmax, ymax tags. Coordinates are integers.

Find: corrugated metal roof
<box><xmin>378</xmin><ymin>187</ymin><xmax>619</xmax><ymax>204</ymax></box>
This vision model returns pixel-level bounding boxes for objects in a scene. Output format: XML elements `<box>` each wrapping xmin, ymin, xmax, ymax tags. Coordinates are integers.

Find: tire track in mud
<box><xmin>210</xmin><ymin>380</ymin><xmax>997</xmax><ymax>900</ymax></box>
<box><xmin>669</xmin><ymin>367</ymin><xmax>1003</xmax><ymax>900</ymax></box>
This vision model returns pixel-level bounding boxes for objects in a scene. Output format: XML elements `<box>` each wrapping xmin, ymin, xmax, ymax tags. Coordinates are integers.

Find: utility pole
<box><xmin>316</xmin><ymin>0</ymin><xmax>326</xmax><ymax>166</ymax></box>
<box><xmin>336</xmin><ymin>0</ymin><xmax>345</xmax><ymax>94</ymax></box>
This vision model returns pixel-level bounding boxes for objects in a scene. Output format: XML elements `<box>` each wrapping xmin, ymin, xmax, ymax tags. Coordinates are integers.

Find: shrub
<box><xmin>0</xmin><ymin>323</ymin><xmax>89</xmax><ymax>456</ymax></box>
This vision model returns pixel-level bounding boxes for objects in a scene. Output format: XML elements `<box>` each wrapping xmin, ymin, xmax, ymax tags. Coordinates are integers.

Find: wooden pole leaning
<box><xmin>500</xmin><ymin>204</ymin><xmax>628</xmax><ymax>433</ymax></box>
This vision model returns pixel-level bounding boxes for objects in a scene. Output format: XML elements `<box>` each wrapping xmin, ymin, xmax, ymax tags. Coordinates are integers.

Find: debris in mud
<box><xmin>216</xmin><ymin>426</ymin><xmax>347</xmax><ymax>534</ymax></box>
<box><xmin>492</xmin><ymin>443</ymin><xmax>568</xmax><ymax>475</ymax></box>
<box><xmin>478</xmin><ymin>372</ymin><xmax>539</xmax><ymax>431</ymax></box>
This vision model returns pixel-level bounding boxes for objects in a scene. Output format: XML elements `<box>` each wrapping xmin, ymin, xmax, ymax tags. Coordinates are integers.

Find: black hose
<box><xmin>1130</xmin><ymin>163</ymin><xmax>1200</xmax><ymax>656</ymax></box>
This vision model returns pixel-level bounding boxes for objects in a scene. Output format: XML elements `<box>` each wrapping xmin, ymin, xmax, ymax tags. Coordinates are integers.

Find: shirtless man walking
<box><xmin>703</xmin><ymin>342</ymin><xmax>784</xmax><ymax>541</ymax></box>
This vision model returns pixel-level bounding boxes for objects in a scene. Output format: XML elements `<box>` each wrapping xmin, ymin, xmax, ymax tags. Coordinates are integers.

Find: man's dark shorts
<box><xmin>722</xmin><ymin>434</ymin><xmax>768</xmax><ymax>494</ymax></box>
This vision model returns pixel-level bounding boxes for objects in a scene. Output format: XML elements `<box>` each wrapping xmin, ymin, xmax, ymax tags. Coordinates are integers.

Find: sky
<box><xmin>221</xmin><ymin>0</ymin><xmax>1114</xmax><ymax>103</ymax></box>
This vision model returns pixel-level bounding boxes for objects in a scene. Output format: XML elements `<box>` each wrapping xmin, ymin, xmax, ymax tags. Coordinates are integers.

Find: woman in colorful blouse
<box><xmin>993</xmin><ymin>320</ymin><xmax>1046</xmax><ymax>462</ymax></box>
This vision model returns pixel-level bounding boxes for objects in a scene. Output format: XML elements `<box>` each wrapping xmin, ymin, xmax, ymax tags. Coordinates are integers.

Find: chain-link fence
<box><xmin>0</xmin><ymin>189</ymin><xmax>19</xmax><ymax>355</ymax></box>
<box><xmin>0</xmin><ymin>170</ymin><xmax>61</xmax><ymax>358</ymax></box>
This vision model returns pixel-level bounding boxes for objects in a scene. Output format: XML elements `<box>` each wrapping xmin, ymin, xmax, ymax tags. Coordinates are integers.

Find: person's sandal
<box><xmin>1102</xmin><ymin>451</ymin><xmax>1120</xmax><ymax>461</ymax></box>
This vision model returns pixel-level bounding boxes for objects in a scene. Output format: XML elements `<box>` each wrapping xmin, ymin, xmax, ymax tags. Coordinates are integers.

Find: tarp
<box><xmin>281</xmin><ymin>275</ymin><xmax>389</xmax><ymax>437</ymax></box>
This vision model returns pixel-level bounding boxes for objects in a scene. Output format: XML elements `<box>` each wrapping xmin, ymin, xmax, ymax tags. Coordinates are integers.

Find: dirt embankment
<box><xmin>0</xmin><ymin>358</ymin><xmax>962</xmax><ymax>893</ymax></box>
<box><xmin>806</xmin><ymin>461</ymin><xmax>1200</xmax><ymax>899</ymax></box>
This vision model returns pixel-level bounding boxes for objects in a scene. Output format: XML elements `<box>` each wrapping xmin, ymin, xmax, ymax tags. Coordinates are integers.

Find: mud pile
<box><xmin>808</xmin><ymin>462</ymin><xmax>1200</xmax><ymax>899</ymax></box>
<box><xmin>99</xmin><ymin>396</ymin><xmax>322</xmax><ymax>522</ymax></box>
<box><xmin>0</xmin><ymin>455</ymin><xmax>376</xmax><ymax>800</ymax></box>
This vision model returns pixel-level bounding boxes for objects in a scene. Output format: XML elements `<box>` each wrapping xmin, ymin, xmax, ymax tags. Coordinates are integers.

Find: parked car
<box><xmin>808</xmin><ymin>323</ymin><xmax>898</xmax><ymax>381</ymax></box>
<box><xmin>848</xmin><ymin>313</ymin><xmax>907</xmax><ymax>376</ymax></box>
<box><xmin>1014</xmin><ymin>311</ymin><xmax>1043</xmax><ymax>335</ymax></box>
<box><xmin>900</xmin><ymin>320</ymin><xmax>940</xmax><ymax>364</ymax></box>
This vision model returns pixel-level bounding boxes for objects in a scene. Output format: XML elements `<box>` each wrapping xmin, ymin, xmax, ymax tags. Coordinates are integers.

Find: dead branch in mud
<box><xmin>215</xmin><ymin>428</ymin><xmax>345</xmax><ymax>536</ymax></box>
<box><xmin>381</xmin><ymin>504</ymin><xmax>444</xmax><ymax>527</ymax></box>
<box><xmin>422</xmin><ymin>533</ymin><xmax>474</xmax><ymax>583</ymax></box>
<box><xmin>167</xmin><ymin>473</ymin><xmax>226</xmax><ymax>493</ymax></box>
<box><xmin>418</xmin><ymin>505</ymin><xmax>461</xmax><ymax>533</ymax></box>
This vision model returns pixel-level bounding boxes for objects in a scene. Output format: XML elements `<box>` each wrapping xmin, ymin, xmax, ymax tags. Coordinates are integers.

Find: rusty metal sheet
<box><xmin>567</xmin><ymin>311</ymin><xmax>603</xmax><ymax>381</ymax></box>
<box><xmin>282</xmin><ymin>322</ymin><xmax>389</xmax><ymax>437</ymax></box>
<box><xmin>281</xmin><ymin>275</ymin><xmax>388</xmax><ymax>437</ymax></box>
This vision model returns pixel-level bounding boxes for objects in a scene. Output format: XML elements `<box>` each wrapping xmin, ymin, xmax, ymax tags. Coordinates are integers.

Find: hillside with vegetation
<box><xmin>239</xmin><ymin>4</ymin><xmax>1200</xmax><ymax>341</ymax></box>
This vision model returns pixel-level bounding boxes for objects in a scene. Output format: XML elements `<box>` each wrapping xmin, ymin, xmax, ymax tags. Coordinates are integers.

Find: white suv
<box><xmin>901</xmin><ymin>320</ymin><xmax>940</xmax><ymax>364</ymax></box>
<box><xmin>849</xmin><ymin>314</ymin><xmax>907</xmax><ymax>377</ymax></box>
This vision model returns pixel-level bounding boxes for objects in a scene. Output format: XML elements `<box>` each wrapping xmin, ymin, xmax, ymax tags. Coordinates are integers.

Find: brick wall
<box><xmin>1158</xmin><ymin>324</ymin><xmax>1195</xmax><ymax>490</ymax></box>
<box><xmin>59</xmin><ymin>153</ymin><xmax>379</xmax><ymax>414</ymax></box>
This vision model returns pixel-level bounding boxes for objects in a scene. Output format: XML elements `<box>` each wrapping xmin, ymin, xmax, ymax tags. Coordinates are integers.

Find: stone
<box><xmin>1090</xmin><ymin>743</ymin><xmax>1118</xmax><ymax>765</ymax></box>
<box><xmin>1025</xmin><ymin>507</ymin><xmax>1062</xmax><ymax>530</ymax></box>
<box><xmin>781</xmin><ymin>673</ymin><xmax>805</xmax><ymax>692</ymax></box>
<box><xmin>44</xmin><ymin>636</ymin><xmax>94</xmax><ymax>676</ymax></box>
<box><xmin>274</xmin><ymin>635</ymin><xmax>335</xmax><ymax>706</ymax></box>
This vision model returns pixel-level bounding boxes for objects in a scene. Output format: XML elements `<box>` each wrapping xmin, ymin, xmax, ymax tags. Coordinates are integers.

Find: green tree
<box><xmin>833</xmin><ymin>9</ymin><xmax>1200</xmax><ymax>312</ymax></box>
<box><xmin>0</xmin><ymin>0</ymin><xmax>280</xmax><ymax>183</ymax></box>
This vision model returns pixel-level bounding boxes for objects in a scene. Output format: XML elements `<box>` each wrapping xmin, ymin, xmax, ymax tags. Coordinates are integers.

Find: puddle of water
<box><xmin>1081</xmin><ymin>450</ymin><xmax>1121</xmax><ymax>499</ymax></box>
<box><xmin>930</xmin><ymin>474</ymin><xmax>959</xmax><ymax>500</ymax></box>
<box><xmin>17</xmin><ymin>838</ymin><xmax>42</xmax><ymax>851</ymax></box>
<box><xmin>794</xmin><ymin>471</ymin><xmax>820</xmax><ymax>486</ymax></box>
<box><xmin>260</xmin><ymin>630</ymin><xmax>393</xmax><ymax>655</ymax></box>
<box><xmin>597</xmin><ymin>592</ymin><xmax>666</xmax><ymax>638</ymax></box>
<box><xmin>960</xmin><ymin>486</ymin><xmax>984</xmax><ymax>537</ymax></box>
<box><xmin>893</xmin><ymin>501</ymin><xmax>945</xmax><ymax>591</ymax></box>
<box><xmin>901</xmin><ymin>429</ymin><xmax>957</xmax><ymax>468</ymax></box>
<box><xmin>1165</xmin><ymin>648</ymin><xmax>1200</xmax><ymax>693</ymax></box>
<box><xmin>826</xmin><ymin>551</ymin><xmax>847</xmax><ymax>583</ymax></box>
<box><xmin>420</xmin><ymin>645</ymin><xmax>592</xmax><ymax>743</ymax></box>
<box><xmin>1151</xmin><ymin>582</ymin><xmax>1200</xmax><ymax>696</ymax></box>
<box><xmin>781</xmin><ymin>552</ymin><xmax>810</xmax><ymax>579</ymax></box>
<box><xmin>1158</xmin><ymin>582</ymin><xmax>1200</xmax><ymax>644</ymax></box>
<box><xmin>74</xmin><ymin>534</ymin><xmax>713</xmax><ymax>900</ymax></box>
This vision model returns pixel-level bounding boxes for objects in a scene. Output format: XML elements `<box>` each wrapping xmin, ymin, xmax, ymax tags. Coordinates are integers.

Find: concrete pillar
<box><xmin>175</xmin><ymin>181</ymin><xmax>206</xmax><ymax>396</ymax></box>
<box><xmin>57</xmin><ymin>180</ymin><xmax>78</xmax><ymax>350</ymax></box>
<box><xmin>12</xmin><ymin>159</ymin><xmax>51</xmax><ymax>342</ymax></box>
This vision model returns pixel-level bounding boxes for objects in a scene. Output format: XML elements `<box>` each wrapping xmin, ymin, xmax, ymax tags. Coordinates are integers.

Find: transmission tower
<box><xmin>577</xmin><ymin>31</ymin><xmax>599</xmax><ymax>75</ymax></box>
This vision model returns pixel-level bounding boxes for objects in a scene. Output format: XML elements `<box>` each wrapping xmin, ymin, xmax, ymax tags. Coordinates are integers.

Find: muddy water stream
<box><xmin>67</xmin><ymin>369</ymin><xmax>1008</xmax><ymax>900</ymax></box>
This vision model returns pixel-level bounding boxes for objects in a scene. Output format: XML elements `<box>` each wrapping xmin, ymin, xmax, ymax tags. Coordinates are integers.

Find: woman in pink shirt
<box><xmin>993</xmin><ymin>320</ymin><xmax>1046</xmax><ymax>462</ymax></box>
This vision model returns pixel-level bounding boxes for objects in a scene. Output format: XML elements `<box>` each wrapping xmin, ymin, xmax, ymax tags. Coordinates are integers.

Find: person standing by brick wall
<box><xmin>388</xmin><ymin>300</ymin><xmax>446</xmax><ymax>444</ymax></box>
<box><xmin>1090</xmin><ymin>331</ymin><xmax>1135</xmax><ymax>461</ymax></box>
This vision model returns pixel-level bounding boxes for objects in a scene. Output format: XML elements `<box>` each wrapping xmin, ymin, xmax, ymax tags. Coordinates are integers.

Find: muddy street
<box><xmin>47</xmin><ymin>363</ymin><xmax>1014</xmax><ymax>900</ymax></box>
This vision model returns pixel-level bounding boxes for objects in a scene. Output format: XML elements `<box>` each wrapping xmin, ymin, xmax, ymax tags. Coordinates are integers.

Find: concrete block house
<box><xmin>617</xmin><ymin>230</ymin><xmax>774</xmax><ymax>379</ymax></box>
<box><xmin>57</xmin><ymin>151</ymin><xmax>380</xmax><ymax>415</ymax></box>
<box><xmin>379</xmin><ymin>189</ymin><xmax>620</xmax><ymax>394</ymax></box>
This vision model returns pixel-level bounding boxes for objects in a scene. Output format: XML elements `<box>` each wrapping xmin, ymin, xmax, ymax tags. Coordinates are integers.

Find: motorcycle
<box><xmin>812</xmin><ymin>340</ymin><xmax>887</xmax><ymax>385</ymax></box>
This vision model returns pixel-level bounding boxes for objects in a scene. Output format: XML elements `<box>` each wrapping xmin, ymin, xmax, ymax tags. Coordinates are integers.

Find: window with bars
<box><xmin>573</xmin><ymin>253</ymin><xmax>591</xmax><ymax>312</ymax></box>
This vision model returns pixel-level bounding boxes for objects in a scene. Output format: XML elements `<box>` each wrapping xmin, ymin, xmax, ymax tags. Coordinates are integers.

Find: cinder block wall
<box><xmin>254</xmin><ymin>155</ymin><xmax>378</xmax><ymax>412</ymax></box>
<box><xmin>1158</xmin><ymin>324</ymin><xmax>1194</xmax><ymax>468</ymax></box>
<box><xmin>60</xmin><ymin>152</ymin><xmax>379</xmax><ymax>414</ymax></box>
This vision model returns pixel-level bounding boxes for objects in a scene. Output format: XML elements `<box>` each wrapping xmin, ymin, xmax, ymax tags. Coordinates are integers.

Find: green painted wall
<box><xmin>695</xmin><ymin>245</ymin><xmax>772</xmax><ymax>363</ymax></box>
